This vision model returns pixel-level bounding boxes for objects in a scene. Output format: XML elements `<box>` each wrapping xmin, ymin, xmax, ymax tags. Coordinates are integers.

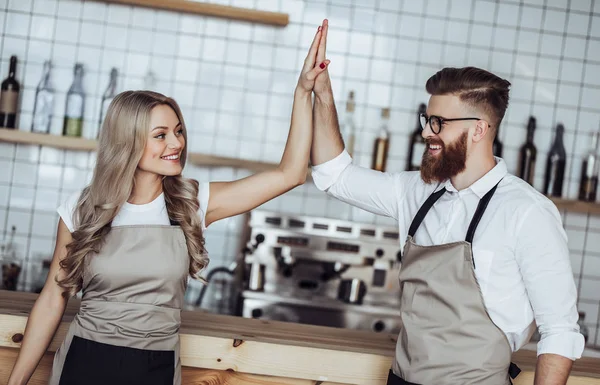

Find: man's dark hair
<box><xmin>425</xmin><ymin>67</ymin><xmax>511</xmax><ymax>133</ymax></box>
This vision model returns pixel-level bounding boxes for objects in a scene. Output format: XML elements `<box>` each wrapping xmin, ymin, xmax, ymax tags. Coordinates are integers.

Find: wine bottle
<box><xmin>0</xmin><ymin>56</ymin><xmax>20</xmax><ymax>128</ymax></box>
<box><xmin>31</xmin><ymin>61</ymin><xmax>54</xmax><ymax>134</ymax></box>
<box><xmin>543</xmin><ymin>123</ymin><xmax>566</xmax><ymax>197</ymax></box>
<box><xmin>578</xmin><ymin>130</ymin><xmax>599</xmax><ymax>202</ymax></box>
<box><xmin>493</xmin><ymin>127</ymin><xmax>503</xmax><ymax>158</ymax></box>
<box><xmin>63</xmin><ymin>63</ymin><xmax>85</xmax><ymax>137</ymax></box>
<box><xmin>98</xmin><ymin>67</ymin><xmax>118</xmax><ymax>138</ymax></box>
<box><xmin>518</xmin><ymin>116</ymin><xmax>537</xmax><ymax>185</ymax></box>
<box><xmin>340</xmin><ymin>91</ymin><xmax>356</xmax><ymax>157</ymax></box>
<box><xmin>372</xmin><ymin>108</ymin><xmax>390</xmax><ymax>172</ymax></box>
<box><xmin>407</xmin><ymin>103</ymin><xmax>427</xmax><ymax>171</ymax></box>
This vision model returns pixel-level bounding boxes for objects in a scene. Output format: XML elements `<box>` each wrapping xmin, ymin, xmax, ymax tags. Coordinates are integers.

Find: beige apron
<box><xmin>50</xmin><ymin>225</ymin><xmax>189</xmax><ymax>385</ymax></box>
<box><xmin>390</xmin><ymin>183</ymin><xmax>520</xmax><ymax>385</ymax></box>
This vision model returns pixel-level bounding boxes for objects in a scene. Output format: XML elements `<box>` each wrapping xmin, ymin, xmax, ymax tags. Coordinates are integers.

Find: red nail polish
<box><xmin>320</xmin><ymin>62</ymin><xmax>326</xmax><ymax>69</ymax></box>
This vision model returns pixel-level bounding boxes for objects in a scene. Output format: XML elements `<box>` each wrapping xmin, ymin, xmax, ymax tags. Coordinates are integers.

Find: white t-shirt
<box><xmin>57</xmin><ymin>182</ymin><xmax>211</xmax><ymax>233</ymax></box>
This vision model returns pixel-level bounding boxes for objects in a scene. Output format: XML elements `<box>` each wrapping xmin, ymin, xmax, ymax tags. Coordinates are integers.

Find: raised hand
<box><xmin>297</xmin><ymin>23</ymin><xmax>331</xmax><ymax>93</ymax></box>
<box><xmin>313</xmin><ymin>19</ymin><xmax>332</xmax><ymax>99</ymax></box>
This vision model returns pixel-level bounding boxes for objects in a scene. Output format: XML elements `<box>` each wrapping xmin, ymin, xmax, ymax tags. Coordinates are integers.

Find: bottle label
<box><xmin>66</xmin><ymin>94</ymin><xmax>84</xmax><ymax>118</ymax></box>
<box><xmin>584</xmin><ymin>157</ymin><xmax>598</xmax><ymax>177</ymax></box>
<box><xmin>579</xmin><ymin>176</ymin><xmax>598</xmax><ymax>201</ymax></box>
<box><xmin>0</xmin><ymin>90</ymin><xmax>18</xmax><ymax>114</ymax></box>
<box><xmin>63</xmin><ymin>117</ymin><xmax>83</xmax><ymax>137</ymax></box>
<box><xmin>411</xmin><ymin>142</ymin><xmax>426</xmax><ymax>169</ymax></box>
<box><xmin>372</xmin><ymin>138</ymin><xmax>389</xmax><ymax>172</ymax></box>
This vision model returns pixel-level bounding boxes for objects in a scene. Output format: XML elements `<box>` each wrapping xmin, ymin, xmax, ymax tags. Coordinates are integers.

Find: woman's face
<box><xmin>137</xmin><ymin>104</ymin><xmax>186</xmax><ymax>177</ymax></box>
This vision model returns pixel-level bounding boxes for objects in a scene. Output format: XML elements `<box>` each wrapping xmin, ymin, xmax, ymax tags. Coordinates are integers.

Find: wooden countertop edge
<box><xmin>0</xmin><ymin>291</ymin><xmax>396</xmax><ymax>356</ymax></box>
<box><xmin>0</xmin><ymin>291</ymin><xmax>599</xmax><ymax>383</ymax></box>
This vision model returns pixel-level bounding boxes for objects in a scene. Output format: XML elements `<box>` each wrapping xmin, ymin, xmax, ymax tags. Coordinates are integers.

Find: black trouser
<box><xmin>59</xmin><ymin>336</ymin><xmax>175</xmax><ymax>385</ymax></box>
<box><xmin>387</xmin><ymin>370</ymin><xmax>419</xmax><ymax>385</ymax></box>
<box><xmin>386</xmin><ymin>363</ymin><xmax>521</xmax><ymax>385</ymax></box>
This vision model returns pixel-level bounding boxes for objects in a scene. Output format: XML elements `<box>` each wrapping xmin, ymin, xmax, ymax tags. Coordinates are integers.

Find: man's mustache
<box><xmin>424</xmin><ymin>138</ymin><xmax>444</xmax><ymax>147</ymax></box>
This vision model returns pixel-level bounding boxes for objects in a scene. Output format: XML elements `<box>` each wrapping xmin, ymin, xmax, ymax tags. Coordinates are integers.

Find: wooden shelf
<box><xmin>187</xmin><ymin>153</ymin><xmax>277</xmax><ymax>174</ymax></box>
<box><xmin>1</xmin><ymin>128</ymin><xmax>598</xmax><ymax>215</ymax></box>
<box><xmin>97</xmin><ymin>0</ymin><xmax>289</xmax><ymax>26</ymax></box>
<box><xmin>549</xmin><ymin>197</ymin><xmax>600</xmax><ymax>216</ymax></box>
<box><xmin>0</xmin><ymin>129</ymin><xmax>97</xmax><ymax>151</ymax></box>
<box><xmin>0</xmin><ymin>128</ymin><xmax>277</xmax><ymax>174</ymax></box>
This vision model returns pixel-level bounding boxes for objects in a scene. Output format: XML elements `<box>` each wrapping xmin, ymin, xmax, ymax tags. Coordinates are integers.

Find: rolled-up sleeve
<box><xmin>311</xmin><ymin>149</ymin><xmax>353</xmax><ymax>191</ymax></box>
<box><xmin>515</xmin><ymin>201</ymin><xmax>585</xmax><ymax>360</ymax></box>
<box><xmin>311</xmin><ymin>149</ymin><xmax>412</xmax><ymax>220</ymax></box>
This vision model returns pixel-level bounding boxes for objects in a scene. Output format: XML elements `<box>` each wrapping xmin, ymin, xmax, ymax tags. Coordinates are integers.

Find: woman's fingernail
<box><xmin>320</xmin><ymin>62</ymin><xmax>326</xmax><ymax>69</ymax></box>
<box><xmin>318</xmin><ymin>26</ymin><xmax>321</xmax><ymax>32</ymax></box>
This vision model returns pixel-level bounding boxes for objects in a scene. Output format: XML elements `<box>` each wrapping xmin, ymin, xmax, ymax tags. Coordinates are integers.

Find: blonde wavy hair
<box><xmin>57</xmin><ymin>90</ymin><xmax>209</xmax><ymax>297</ymax></box>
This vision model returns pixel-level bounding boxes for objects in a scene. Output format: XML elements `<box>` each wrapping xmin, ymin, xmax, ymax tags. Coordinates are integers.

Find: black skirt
<box><xmin>59</xmin><ymin>336</ymin><xmax>175</xmax><ymax>385</ymax></box>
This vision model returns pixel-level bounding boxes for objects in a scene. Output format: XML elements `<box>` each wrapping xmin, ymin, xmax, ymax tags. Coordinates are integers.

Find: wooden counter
<box><xmin>0</xmin><ymin>291</ymin><xmax>599</xmax><ymax>384</ymax></box>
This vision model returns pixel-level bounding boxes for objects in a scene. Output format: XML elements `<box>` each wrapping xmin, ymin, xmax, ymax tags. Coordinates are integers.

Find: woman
<box><xmin>7</xmin><ymin>21</ymin><xmax>330</xmax><ymax>385</ymax></box>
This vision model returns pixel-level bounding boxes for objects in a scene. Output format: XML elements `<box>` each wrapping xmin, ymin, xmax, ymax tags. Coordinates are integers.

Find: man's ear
<box><xmin>472</xmin><ymin>120</ymin><xmax>491</xmax><ymax>143</ymax></box>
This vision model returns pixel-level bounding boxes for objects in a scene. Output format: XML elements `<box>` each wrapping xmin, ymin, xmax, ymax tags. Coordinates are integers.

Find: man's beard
<box><xmin>420</xmin><ymin>132</ymin><xmax>468</xmax><ymax>184</ymax></box>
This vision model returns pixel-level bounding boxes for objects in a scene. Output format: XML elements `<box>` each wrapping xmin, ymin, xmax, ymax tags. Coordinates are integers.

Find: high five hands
<box><xmin>297</xmin><ymin>19</ymin><xmax>331</xmax><ymax>94</ymax></box>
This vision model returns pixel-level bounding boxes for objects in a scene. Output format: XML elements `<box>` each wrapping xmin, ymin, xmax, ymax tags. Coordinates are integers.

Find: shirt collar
<box><xmin>436</xmin><ymin>157</ymin><xmax>508</xmax><ymax>198</ymax></box>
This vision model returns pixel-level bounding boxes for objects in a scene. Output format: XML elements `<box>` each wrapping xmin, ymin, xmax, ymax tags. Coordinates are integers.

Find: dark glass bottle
<box><xmin>578</xmin><ymin>131</ymin><xmax>599</xmax><ymax>202</ymax></box>
<box><xmin>543</xmin><ymin>123</ymin><xmax>566</xmax><ymax>197</ymax></box>
<box><xmin>406</xmin><ymin>103</ymin><xmax>427</xmax><ymax>171</ymax></box>
<box><xmin>518</xmin><ymin>117</ymin><xmax>537</xmax><ymax>185</ymax></box>
<box><xmin>493</xmin><ymin>127</ymin><xmax>503</xmax><ymax>158</ymax></box>
<box><xmin>0</xmin><ymin>56</ymin><xmax>20</xmax><ymax>128</ymax></box>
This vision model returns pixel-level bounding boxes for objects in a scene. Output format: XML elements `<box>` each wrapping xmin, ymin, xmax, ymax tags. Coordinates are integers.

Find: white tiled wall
<box><xmin>1</xmin><ymin>0</ymin><xmax>600</xmax><ymax>345</ymax></box>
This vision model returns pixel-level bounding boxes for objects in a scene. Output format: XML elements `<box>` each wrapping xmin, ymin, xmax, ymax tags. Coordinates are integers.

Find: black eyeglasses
<box><xmin>419</xmin><ymin>113</ymin><xmax>483</xmax><ymax>134</ymax></box>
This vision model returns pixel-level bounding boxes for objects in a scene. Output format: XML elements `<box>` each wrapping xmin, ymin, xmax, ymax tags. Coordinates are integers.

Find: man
<box><xmin>309</xmin><ymin>20</ymin><xmax>584</xmax><ymax>385</ymax></box>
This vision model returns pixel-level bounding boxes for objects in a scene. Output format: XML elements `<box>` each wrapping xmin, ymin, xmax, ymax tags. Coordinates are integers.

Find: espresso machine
<box><xmin>238</xmin><ymin>210</ymin><xmax>403</xmax><ymax>334</ymax></box>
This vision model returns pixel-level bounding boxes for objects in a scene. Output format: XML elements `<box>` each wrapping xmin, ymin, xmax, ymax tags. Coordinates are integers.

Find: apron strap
<box><xmin>465</xmin><ymin>180</ymin><xmax>501</xmax><ymax>244</ymax></box>
<box><xmin>408</xmin><ymin>179</ymin><xmax>502</xmax><ymax>241</ymax></box>
<box><xmin>169</xmin><ymin>218</ymin><xmax>180</xmax><ymax>226</ymax></box>
<box><xmin>408</xmin><ymin>187</ymin><xmax>446</xmax><ymax>238</ymax></box>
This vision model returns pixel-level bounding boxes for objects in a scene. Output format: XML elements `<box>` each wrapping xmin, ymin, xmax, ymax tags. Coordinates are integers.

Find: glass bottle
<box><xmin>518</xmin><ymin>116</ymin><xmax>537</xmax><ymax>185</ymax></box>
<box><xmin>578</xmin><ymin>130</ymin><xmax>599</xmax><ymax>202</ymax></box>
<box><xmin>0</xmin><ymin>55</ymin><xmax>20</xmax><ymax>128</ymax></box>
<box><xmin>98</xmin><ymin>67</ymin><xmax>118</xmax><ymax>138</ymax></box>
<box><xmin>578</xmin><ymin>311</ymin><xmax>589</xmax><ymax>344</ymax></box>
<box><xmin>31</xmin><ymin>61</ymin><xmax>55</xmax><ymax>134</ymax></box>
<box><xmin>341</xmin><ymin>91</ymin><xmax>356</xmax><ymax>157</ymax></box>
<box><xmin>407</xmin><ymin>103</ymin><xmax>427</xmax><ymax>171</ymax></box>
<box><xmin>372</xmin><ymin>108</ymin><xmax>390</xmax><ymax>172</ymax></box>
<box><xmin>0</xmin><ymin>226</ymin><xmax>20</xmax><ymax>291</ymax></box>
<box><xmin>63</xmin><ymin>63</ymin><xmax>85</xmax><ymax>137</ymax></box>
<box><xmin>543</xmin><ymin>123</ymin><xmax>566</xmax><ymax>197</ymax></box>
<box><xmin>493</xmin><ymin>127</ymin><xmax>504</xmax><ymax>158</ymax></box>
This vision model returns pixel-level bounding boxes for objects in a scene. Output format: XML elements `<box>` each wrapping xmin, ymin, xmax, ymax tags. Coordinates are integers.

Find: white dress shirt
<box><xmin>312</xmin><ymin>149</ymin><xmax>585</xmax><ymax>360</ymax></box>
